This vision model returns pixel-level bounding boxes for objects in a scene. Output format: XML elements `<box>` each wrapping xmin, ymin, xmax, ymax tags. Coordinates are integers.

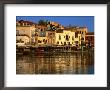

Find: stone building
<box><xmin>35</xmin><ymin>25</ymin><xmax>47</xmax><ymax>46</ymax></box>
<box><xmin>16</xmin><ymin>20</ymin><xmax>89</xmax><ymax>47</ymax></box>
<box><xmin>46</xmin><ymin>30</ymin><xmax>56</xmax><ymax>46</ymax></box>
<box><xmin>16</xmin><ymin>20</ymin><xmax>36</xmax><ymax>44</ymax></box>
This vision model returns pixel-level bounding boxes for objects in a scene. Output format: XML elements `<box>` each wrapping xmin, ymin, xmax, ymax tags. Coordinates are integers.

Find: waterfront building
<box><xmin>76</xmin><ymin>27</ymin><xmax>88</xmax><ymax>42</ymax></box>
<box><xmin>46</xmin><ymin>30</ymin><xmax>56</xmax><ymax>46</ymax></box>
<box><xmin>16</xmin><ymin>35</ymin><xmax>30</xmax><ymax>44</ymax></box>
<box><xmin>55</xmin><ymin>29</ymin><xmax>73</xmax><ymax>46</ymax></box>
<box><xmin>59</xmin><ymin>26</ymin><xmax>88</xmax><ymax>46</ymax></box>
<box><xmin>37</xmin><ymin>37</ymin><xmax>47</xmax><ymax>46</ymax></box>
<box><xmin>35</xmin><ymin>25</ymin><xmax>47</xmax><ymax>46</ymax></box>
<box><xmin>74</xmin><ymin>31</ymin><xmax>82</xmax><ymax>46</ymax></box>
<box><xmin>65</xmin><ymin>26</ymin><xmax>88</xmax><ymax>41</ymax></box>
<box><xmin>16</xmin><ymin>20</ymin><xmax>36</xmax><ymax>44</ymax></box>
<box><xmin>55</xmin><ymin>29</ymin><xmax>82</xmax><ymax>46</ymax></box>
<box><xmin>85</xmin><ymin>32</ymin><xmax>94</xmax><ymax>47</ymax></box>
<box><xmin>16</xmin><ymin>20</ymin><xmax>89</xmax><ymax>47</ymax></box>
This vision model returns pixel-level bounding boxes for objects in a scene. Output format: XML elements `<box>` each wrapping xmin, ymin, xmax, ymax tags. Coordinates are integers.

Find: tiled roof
<box><xmin>17</xmin><ymin>20</ymin><xmax>36</xmax><ymax>25</ymax></box>
<box><xmin>86</xmin><ymin>32</ymin><xmax>94</xmax><ymax>35</ymax></box>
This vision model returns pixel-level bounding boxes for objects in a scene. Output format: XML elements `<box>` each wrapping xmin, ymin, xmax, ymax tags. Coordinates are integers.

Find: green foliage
<box><xmin>38</xmin><ymin>19</ymin><xmax>47</xmax><ymax>26</ymax></box>
<box><xmin>38</xmin><ymin>19</ymin><xmax>60</xmax><ymax>30</ymax></box>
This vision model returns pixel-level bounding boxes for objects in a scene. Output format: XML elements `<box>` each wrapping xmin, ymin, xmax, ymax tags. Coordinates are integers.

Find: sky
<box><xmin>16</xmin><ymin>16</ymin><xmax>94</xmax><ymax>32</ymax></box>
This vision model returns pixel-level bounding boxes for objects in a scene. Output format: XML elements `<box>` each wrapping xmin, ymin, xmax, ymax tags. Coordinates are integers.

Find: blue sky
<box><xmin>16</xmin><ymin>16</ymin><xmax>94</xmax><ymax>32</ymax></box>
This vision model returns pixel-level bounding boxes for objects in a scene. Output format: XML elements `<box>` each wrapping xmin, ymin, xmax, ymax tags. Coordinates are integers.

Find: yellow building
<box><xmin>75</xmin><ymin>27</ymin><xmax>88</xmax><ymax>42</ymax></box>
<box><xmin>37</xmin><ymin>37</ymin><xmax>47</xmax><ymax>46</ymax></box>
<box><xmin>55</xmin><ymin>29</ymin><xmax>82</xmax><ymax>46</ymax></box>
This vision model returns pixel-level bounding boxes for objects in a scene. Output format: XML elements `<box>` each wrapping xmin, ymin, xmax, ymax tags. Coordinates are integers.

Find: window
<box><xmin>66</xmin><ymin>35</ymin><xmax>69</xmax><ymax>41</ymax></box>
<box><xmin>59</xmin><ymin>35</ymin><xmax>61</xmax><ymax>40</ymax></box>
<box><xmin>75</xmin><ymin>41</ymin><xmax>78</xmax><ymax>46</ymax></box>
<box><xmin>43</xmin><ymin>39</ymin><xmax>45</xmax><ymax>42</ymax></box>
<box><xmin>16</xmin><ymin>30</ymin><xmax>19</xmax><ymax>35</ymax></box>
<box><xmin>21</xmin><ymin>41</ymin><xmax>24</xmax><ymax>43</ymax></box>
<box><xmin>38</xmin><ymin>40</ymin><xmax>42</xmax><ymax>43</ymax></box>
<box><xmin>64</xmin><ymin>42</ymin><xmax>66</xmax><ymax>45</ymax></box>
<box><xmin>57</xmin><ymin>41</ymin><xmax>59</xmax><ymax>44</ymax></box>
<box><xmin>72</xmin><ymin>36</ymin><xmax>74</xmax><ymax>40</ymax></box>
<box><xmin>75</xmin><ymin>32</ymin><xmax>78</xmax><ymax>38</ymax></box>
<box><xmin>45</xmin><ymin>40</ymin><xmax>47</xmax><ymax>42</ymax></box>
<box><xmin>49</xmin><ymin>33</ymin><xmax>52</xmax><ymax>35</ymax></box>
<box><xmin>81</xmin><ymin>37</ymin><xmax>84</xmax><ymax>40</ymax></box>
<box><xmin>35</xmin><ymin>33</ymin><xmax>38</xmax><ymax>36</ymax></box>
<box><xmin>79</xmin><ymin>36</ymin><xmax>80</xmax><ymax>41</ymax></box>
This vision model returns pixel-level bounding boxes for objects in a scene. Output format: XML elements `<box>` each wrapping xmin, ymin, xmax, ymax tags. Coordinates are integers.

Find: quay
<box><xmin>16</xmin><ymin>45</ymin><xmax>94</xmax><ymax>55</ymax></box>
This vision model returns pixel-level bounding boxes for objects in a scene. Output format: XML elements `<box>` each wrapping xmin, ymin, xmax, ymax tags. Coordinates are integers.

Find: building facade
<box><xmin>16</xmin><ymin>20</ymin><xmax>36</xmax><ymax>44</ymax></box>
<box><xmin>35</xmin><ymin>25</ymin><xmax>47</xmax><ymax>45</ymax></box>
<box><xmin>16</xmin><ymin>35</ymin><xmax>30</xmax><ymax>44</ymax></box>
<box><xmin>85</xmin><ymin>32</ymin><xmax>94</xmax><ymax>47</ymax></box>
<box><xmin>16</xmin><ymin>20</ymin><xmax>90</xmax><ymax>47</ymax></box>
<box><xmin>55</xmin><ymin>29</ymin><xmax>82</xmax><ymax>46</ymax></box>
<box><xmin>46</xmin><ymin>30</ymin><xmax>55</xmax><ymax>46</ymax></box>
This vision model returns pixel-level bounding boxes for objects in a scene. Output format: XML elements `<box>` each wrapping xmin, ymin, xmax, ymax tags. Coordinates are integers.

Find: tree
<box><xmin>38</xmin><ymin>20</ymin><xmax>47</xmax><ymax>26</ymax></box>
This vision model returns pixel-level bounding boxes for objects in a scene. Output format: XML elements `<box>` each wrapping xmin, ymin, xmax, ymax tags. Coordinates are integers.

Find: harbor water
<box><xmin>16</xmin><ymin>51</ymin><xmax>94</xmax><ymax>74</ymax></box>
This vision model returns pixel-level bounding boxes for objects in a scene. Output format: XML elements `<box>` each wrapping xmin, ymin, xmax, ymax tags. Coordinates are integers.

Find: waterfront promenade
<box><xmin>16</xmin><ymin>45</ymin><xmax>94</xmax><ymax>55</ymax></box>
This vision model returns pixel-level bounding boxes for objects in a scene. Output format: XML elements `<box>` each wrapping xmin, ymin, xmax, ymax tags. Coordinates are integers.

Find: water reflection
<box><xmin>16</xmin><ymin>52</ymin><xmax>94</xmax><ymax>74</ymax></box>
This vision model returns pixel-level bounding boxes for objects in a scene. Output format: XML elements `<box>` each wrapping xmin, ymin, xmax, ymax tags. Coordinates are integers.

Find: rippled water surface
<box><xmin>16</xmin><ymin>52</ymin><xmax>94</xmax><ymax>74</ymax></box>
